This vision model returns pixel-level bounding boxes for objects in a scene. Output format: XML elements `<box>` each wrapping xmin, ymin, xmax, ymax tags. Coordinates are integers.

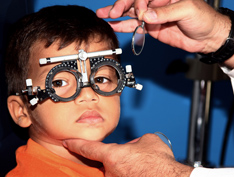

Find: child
<box><xmin>5</xmin><ymin>5</ymin><xmax>140</xmax><ymax>176</ymax></box>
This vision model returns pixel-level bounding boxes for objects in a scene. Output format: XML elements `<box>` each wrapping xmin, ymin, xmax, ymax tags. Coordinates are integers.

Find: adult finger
<box><xmin>142</xmin><ymin>0</ymin><xmax>203</xmax><ymax>24</ymax></box>
<box><xmin>134</xmin><ymin>0</ymin><xmax>173</xmax><ymax>20</ymax></box>
<box><xmin>97</xmin><ymin>0</ymin><xmax>135</xmax><ymax>19</ymax></box>
<box><xmin>136</xmin><ymin>133</ymin><xmax>174</xmax><ymax>157</ymax></box>
<box><xmin>96</xmin><ymin>5</ymin><xmax>113</xmax><ymax>18</ymax></box>
<box><xmin>64</xmin><ymin>139</ymin><xmax>110</xmax><ymax>162</ymax></box>
<box><xmin>134</xmin><ymin>0</ymin><xmax>149</xmax><ymax>20</ymax></box>
<box><xmin>110</xmin><ymin>0</ymin><xmax>134</xmax><ymax>18</ymax></box>
<box><xmin>108</xmin><ymin>19</ymin><xmax>140</xmax><ymax>33</ymax></box>
<box><xmin>127</xmin><ymin>137</ymin><xmax>140</xmax><ymax>143</ymax></box>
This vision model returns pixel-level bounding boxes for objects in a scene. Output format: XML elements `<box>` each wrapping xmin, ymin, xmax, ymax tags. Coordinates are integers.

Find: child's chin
<box><xmin>76</xmin><ymin>131</ymin><xmax>110</xmax><ymax>142</ymax></box>
<box><xmin>79</xmin><ymin>135</ymin><xmax>105</xmax><ymax>142</ymax></box>
<box><xmin>85</xmin><ymin>136</ymin><xmax>105</xmax><ymax>142</ymax></box>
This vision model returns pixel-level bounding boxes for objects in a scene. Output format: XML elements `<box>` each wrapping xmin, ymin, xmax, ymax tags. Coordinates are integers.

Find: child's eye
<box><xmin>94</xmin><ymin>77</ymin><xmax>110</xmax><ymax>84</ymax></box>
<box><xmin>52</xmin><ymin>80</ymin><xmax>68</xmax><ymax>87</ymax></box>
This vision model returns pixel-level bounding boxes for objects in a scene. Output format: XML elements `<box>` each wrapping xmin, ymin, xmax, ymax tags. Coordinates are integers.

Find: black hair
<box><xmin>5</xmin><ymin>5</ymin><xmax>119</xmax><ymax>98</ymax></box>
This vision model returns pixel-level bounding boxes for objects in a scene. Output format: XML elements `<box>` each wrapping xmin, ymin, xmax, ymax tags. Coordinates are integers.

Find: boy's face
<box><xmin>27</xmin><ymin>41</ymin><xmax>120</xmax><ymax>144</ymax></box>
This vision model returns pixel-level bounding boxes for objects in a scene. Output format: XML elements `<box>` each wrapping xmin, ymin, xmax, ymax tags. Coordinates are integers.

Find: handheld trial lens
<box><xmin>132</xmin><ymin>21</ymin><xmax>146</xmax><ymax>55</ymax></box>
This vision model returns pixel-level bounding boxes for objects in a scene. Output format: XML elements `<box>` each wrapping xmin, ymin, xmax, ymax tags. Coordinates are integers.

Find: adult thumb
<box><xmin>143</xmin><ymin>1</ymin><xmax>191</xmax><ymax>24</ymax></box>
<box><xmin>63</xmin><ymin>139</ymin><xmax>107</xmax><ymax>162</ymax></box>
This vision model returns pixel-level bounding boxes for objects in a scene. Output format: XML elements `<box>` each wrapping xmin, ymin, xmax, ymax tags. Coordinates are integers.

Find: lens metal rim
<box><xmin>45</xmin><ymin>61</ymin><xmax>81</xmax><ymax>102</ymax></box>
<box><xmin>90</xmin><ymin>57</ymin><xmax>126</xmax><ymax>96</ymax></box>
<box><xmin>131</xmin><ymin>21</ymin><xmax>146</xmax><ymax>55</ymax></box>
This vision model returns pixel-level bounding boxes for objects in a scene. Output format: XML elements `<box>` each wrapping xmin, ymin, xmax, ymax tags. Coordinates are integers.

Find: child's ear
<box><xmin>7</xmin><ymin>96</ymin><xmax>32</xmax><ymax>128</ymax></box>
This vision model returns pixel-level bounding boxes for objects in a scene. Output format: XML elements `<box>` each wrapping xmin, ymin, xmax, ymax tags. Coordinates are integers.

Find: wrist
<box><xmin>170</xmin><ymin>161</ymin><xmax>194</xmax><ymax>177</ymax></box>
<box><xmin>204</xmin><ymin>12</ymin><xmax>231</xmax><ymax>54</ymax></box>
<box><xmin>222</xmin><ymin>55</ymin><xmax>234</xmax><ymax>69</ymax></box>
<box><xmin>200</xmin><ymin>8</ymin><xmax>234</xmax><ymax>64</ymax></box>
<box><xmin>158</xmin><ymin>156</ymin><xmax>194</xmax><ymax>177</ymax></box>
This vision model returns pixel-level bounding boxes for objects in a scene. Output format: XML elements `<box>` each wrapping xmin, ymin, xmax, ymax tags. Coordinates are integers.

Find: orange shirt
<box><xmin>6</xmin><ymin>139</ymin><xmax>105</xmax><ymax>177</ymax></box>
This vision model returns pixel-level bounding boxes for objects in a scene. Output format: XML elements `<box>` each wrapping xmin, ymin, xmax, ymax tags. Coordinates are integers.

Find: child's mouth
<box><xmin>76</xmin><ymin>110</ymin><xmax>104</xmax><ymax>124</ymax></box>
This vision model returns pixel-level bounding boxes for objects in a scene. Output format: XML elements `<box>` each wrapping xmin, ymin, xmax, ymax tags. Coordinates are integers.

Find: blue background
<box><xmin>0</xmin><ymin>0</ymin><xmax>234</xmax><ymax>176</ymax></box>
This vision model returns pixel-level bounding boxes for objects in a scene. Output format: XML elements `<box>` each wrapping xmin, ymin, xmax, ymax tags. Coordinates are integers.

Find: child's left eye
<box><xmin>94</xmin><ymin>77</ymin><xmax>110</xmax><ymax>84</ymax></box>
<box><xmin>52</xmin><ymin>80</ymin><xmax>68</xmax><ymax>87</ymax></box>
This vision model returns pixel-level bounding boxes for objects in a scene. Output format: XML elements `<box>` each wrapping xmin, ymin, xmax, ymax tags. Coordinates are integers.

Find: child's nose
<box><xmin>74</xmin><ymin>87</ymin><xmax>99</xmax><ymax>104</ymax></box>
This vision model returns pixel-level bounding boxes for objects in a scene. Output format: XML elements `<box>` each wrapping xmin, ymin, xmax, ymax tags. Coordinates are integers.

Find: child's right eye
<box><xmin>52</xmin><ymin>80</ymin><xmax>68</xmax><ymax>87</ymax></box>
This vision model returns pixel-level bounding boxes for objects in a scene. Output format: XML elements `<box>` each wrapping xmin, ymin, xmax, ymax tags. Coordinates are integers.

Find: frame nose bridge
<box><xmin>74</xmin><ymin>85</ymin><xmax>99</xmax><ymax>104</ymax></box>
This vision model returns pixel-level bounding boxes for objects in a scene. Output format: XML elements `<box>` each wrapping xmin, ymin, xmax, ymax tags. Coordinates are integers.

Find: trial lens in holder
<box><xmin>154</xmin><ymin>132</ymin><xmax>173</xmax><ymax>151</ymax></box>
<box><xmin>132</xmin><ymin>21</ymin><xmax>145</xmax><ymax>55</ymax></box>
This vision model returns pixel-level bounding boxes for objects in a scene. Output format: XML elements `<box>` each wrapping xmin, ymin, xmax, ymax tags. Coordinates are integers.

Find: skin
<box><xmin>8</xmin><ymin>40</ymin><xmax>121</xmax><ymax>167</ymax></box>
<box><xmin>97</xmin><ymin>0</ymin><xmax>234</xmax><ymax>67</ymax></box>
<box><xmin>63</xmin><ymin>0</ymin><xmax>234</xmax><ymax>177</ymax></box>
<box><xmin>64</xmin><ymin>133</ymin><xmax>194</xmax><ymax>177</ymax></box>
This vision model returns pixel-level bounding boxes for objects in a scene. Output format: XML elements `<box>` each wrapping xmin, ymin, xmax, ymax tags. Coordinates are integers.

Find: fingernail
<box><xmin>63</xmin><ymin>140</ymin><xmax>68</xmax><ymax>148</ymax></box>
<box><xmin>109</xmin><ymin>6</ymin><xmax>114</xmax><ymax>17</ymax></box>
<box><xmin>144</xmin><ymin>10</ymin><xmax>157</xmax><ymax>22</ymax></box>
<box><xmin>136</xmin><ymin>9</ymin><xmax>144</xmax><ymax>20</ymax></box>
<box><xmin>136</xmin><ymin>9</ymin><xmax>139</xmax><ymax>16</ymax></box>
